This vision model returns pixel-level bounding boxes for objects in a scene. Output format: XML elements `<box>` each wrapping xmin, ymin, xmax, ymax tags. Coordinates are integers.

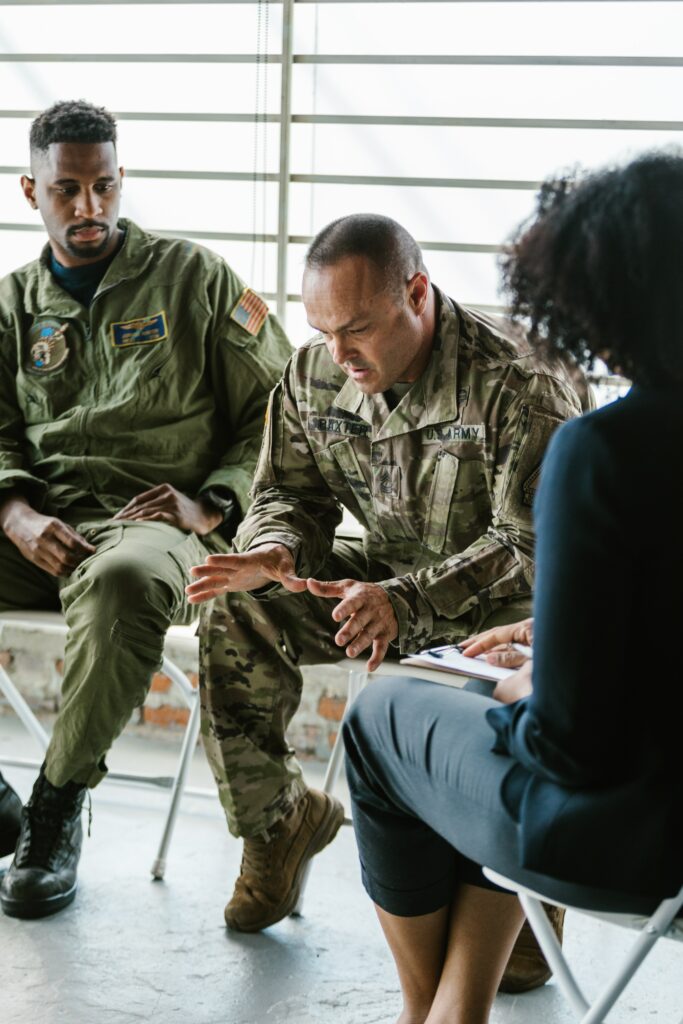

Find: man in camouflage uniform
<box><xmin>0</xmin><ymin>100</ymin><xmax>292</xmax><ymax>919</ymax></box>
<box><xmin>187</xmin><ymin>214</ymin><xmax>584</xmax><ymax>962</ymax></box>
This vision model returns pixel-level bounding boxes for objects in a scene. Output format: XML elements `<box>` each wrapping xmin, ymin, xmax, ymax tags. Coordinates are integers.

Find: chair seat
<box><xmin>0</xmin><ymin>609</ymin><xmax>199</xmax><ymax>656</ymax></box>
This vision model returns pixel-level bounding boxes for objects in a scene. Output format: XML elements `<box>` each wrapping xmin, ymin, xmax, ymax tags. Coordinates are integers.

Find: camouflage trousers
<box><xmin>200</xmin><ymin>538</ymin><xmax>531</xmax><ymax>839</ymax></box>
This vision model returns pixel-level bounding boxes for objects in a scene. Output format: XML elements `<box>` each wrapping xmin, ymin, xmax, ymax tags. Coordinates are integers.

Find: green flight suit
<box><xmin>200</xmin><ymin>290</ymin><xmax>584</xmax><ymax>838</ymax></box>
<box><xmin>0</xmin><ymin>219</ymin><xmax>292</xmax><ymax>787</ymax></box>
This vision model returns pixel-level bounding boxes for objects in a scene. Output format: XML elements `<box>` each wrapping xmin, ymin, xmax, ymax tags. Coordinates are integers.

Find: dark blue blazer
<box><xmin>488</xmin><ymin>386</ymin><xmax>683</xmax><ymax>900</ymax></box>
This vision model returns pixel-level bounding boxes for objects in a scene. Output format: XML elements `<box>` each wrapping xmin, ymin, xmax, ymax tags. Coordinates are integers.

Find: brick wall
<box><xmin>0</xmin><ymin>621</ymin><xmax>350</xmax><ymax>762</ymax></box>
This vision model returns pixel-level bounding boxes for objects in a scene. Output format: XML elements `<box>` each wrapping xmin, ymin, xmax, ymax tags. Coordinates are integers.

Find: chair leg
<box><xmin>293</xmin><ymin>668</ymin><xmax>369</xmax><ymax>916</ymax></box>
<box><xmin>0</xmin><ymin>632</ymin><xmax>203</xmax><ymax>879</ymax></box>
<box><xmin>0</xmin><ymin>664</ymin><xmax>50</xmax><ymax>752</ymax></box>
<box><xmin>520</xmin><ymin>886</ymin><xmax>683</xmax><ymax>1024</ymax></box>
<box><xmin>320</xmin><ymin>669</ymin><xmax>368</xmax><ymax>796</ymax></box>
<box><xmin>577</xmin><ymin>889</ymin><xmax>683</xmax><ymax>1024</ymax></box>
<box><xmin>150</xmin><ymin>692</ymin><xmax>202</xmax><ymax>880</ymax></box>
<box><xmin>520</xmin><ymin>893</ymin><xmax>590</xmax><ymax>1017</ymax></box>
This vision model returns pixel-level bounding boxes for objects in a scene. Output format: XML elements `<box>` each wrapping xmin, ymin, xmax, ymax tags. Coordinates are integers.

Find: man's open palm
<box><xmin>186</xmin><ymin>543</ymin><xmax>307</xmax><ymax>603</ymax></box>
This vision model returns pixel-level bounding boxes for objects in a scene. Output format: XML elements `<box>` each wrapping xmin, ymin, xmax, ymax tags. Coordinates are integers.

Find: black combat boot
<box><xmin>0</xmin><ymin>771</ymin><xmax>22</xmax><ymax>858</ymax></box>
<box><xmin>0</xmin><ymin>766</ymin><xmax>85</xmax><ymax>919</ymax></box>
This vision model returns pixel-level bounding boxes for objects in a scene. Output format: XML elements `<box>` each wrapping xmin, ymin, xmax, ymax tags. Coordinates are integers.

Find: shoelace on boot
<box><xmin>14</xmin><ymin>805</ymin><xmax>70</xmax><ymax>869</ymax></box>
<box><xmin>240</xmin><ymin>835</ymin><xmax>273</xmax><ymax>887</ymax></box>
<box><xmin>14</xmin><ymin>783</ymin><xmax>85</xmax><ymax>870</ymax></box>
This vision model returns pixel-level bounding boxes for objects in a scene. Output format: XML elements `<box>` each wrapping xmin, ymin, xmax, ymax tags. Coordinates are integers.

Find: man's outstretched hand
<box><xmin>306</xmin><ymin>578</ymin><xmax>398</xmax><ymax>672</ymax></box>
<box><xmin>0</xmin><ymin>497</ymin><xmax>96</xmax><ymax>577</ymax></box>
<box><xmin>114</xmin><ymin>484</ymin><xmax>222</xmax><ymax>536</ymax></box>
<box><xmin>186</xmin><ymin>543</ymin><xmax>308</xmax><ymax>603</ymax></box>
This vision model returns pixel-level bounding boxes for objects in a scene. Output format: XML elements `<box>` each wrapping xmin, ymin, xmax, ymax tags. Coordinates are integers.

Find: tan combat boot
<box><xmin>499</xmin><ymin>904</ymin><xmax>566</xmax><ymax>993</ymax></box>
<box><xmin>224</xmin><ymin>788</ymin><xmax>345</xmax><ymax>932</ymax></box>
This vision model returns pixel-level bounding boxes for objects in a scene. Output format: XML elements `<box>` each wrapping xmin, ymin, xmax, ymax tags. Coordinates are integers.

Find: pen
<box><xmin>422</xmin><ymin>645</ymin><xmax>455</xmax><ymax>659</ymax></box>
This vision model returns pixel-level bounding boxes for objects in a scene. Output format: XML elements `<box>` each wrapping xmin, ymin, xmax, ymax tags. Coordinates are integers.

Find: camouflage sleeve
<box><xmin>197</xmin><ymin>262</ymin><xmax>294</xmax><ymax>517</ymax></box>
<box><xmin>0</xmin><ymin>320</ymin><xmax>48</xmax><ymax>506</ymax></box>
<box><xmin>379</xmin><ymin>372</ymin><xmax>582</xmax><ymax>652</ymax></box>
<box><xmin>233</xmin><ymin>354</ymin><xmax>343</xmax><ymax>580</ymax></box>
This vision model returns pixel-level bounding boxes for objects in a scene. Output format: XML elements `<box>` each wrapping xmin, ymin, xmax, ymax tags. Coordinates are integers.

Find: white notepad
<box><xmin>400</xmin><ymin>645</ymin><xmax>516</xmax><ymax>682</ymax></box>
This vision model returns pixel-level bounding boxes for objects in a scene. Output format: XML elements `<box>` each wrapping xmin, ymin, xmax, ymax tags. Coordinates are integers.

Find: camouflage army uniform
<box><xmin>0</xmin><ymin>219</ymin><xmax>292</xmax><ymax>787</ymax></box>
<box><xmin>201</xmin><ymin>289</ymin><xmax>583</xmax><ymax>838</ymax></box>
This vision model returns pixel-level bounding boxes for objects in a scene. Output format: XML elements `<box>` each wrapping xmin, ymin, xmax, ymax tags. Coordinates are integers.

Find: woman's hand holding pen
<box><xmin>459</xmin><ymin>617</ymin><xmax>534</xmax><ymax>669</ymax></box>
<box><xmin>460</xmin><ymin>617</ymin><xmax>534</xmax><ymax>704</ymax></box>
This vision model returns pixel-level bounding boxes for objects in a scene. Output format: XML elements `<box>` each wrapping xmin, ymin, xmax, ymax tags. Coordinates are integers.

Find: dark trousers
<box><xmin>343</xmin><ymin>676</ymin><xmax>661</xmax><ymax>917</ymax></box>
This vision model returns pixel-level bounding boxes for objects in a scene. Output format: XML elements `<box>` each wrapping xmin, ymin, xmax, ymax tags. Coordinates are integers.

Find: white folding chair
<box><xmin>484</xmin><ymin>866</ymin><xmax>683</xmax><ymax>1024</ymax></box>
<box><xmin>0</xmin><ymin>610</ymin><xmax>208</xmax><ymax>880</ymax></box>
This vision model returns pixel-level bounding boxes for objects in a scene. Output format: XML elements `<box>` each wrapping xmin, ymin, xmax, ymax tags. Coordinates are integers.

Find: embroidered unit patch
<box><xmin>26</xmin><ymin>319</ymin><xmax>69</xmax><ymax>374</ymax></box>
<box><xmin>110</xmin><ymin>311</ymin><xmax>168</xmax><ymax>348</ymax></box>
<box><xmin>230</xmin><ymin>288</ymin><xmax>268</xmax><ymax>336</ymax></box>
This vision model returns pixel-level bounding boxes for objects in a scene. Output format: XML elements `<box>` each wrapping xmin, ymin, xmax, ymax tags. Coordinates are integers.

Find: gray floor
<box><xmin>0</xmin><ymin>716</ymin><xmax>681</xmax><ymax>1024</ymax></box>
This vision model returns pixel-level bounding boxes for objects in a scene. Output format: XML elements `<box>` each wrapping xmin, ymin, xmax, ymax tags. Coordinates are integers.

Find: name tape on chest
<box><xmin>110</xmin><ymin>311</ymin><xmax>168</xmax><ymax>348</ymax></box>
<box><xmin>425</xmin><ymin>423</ymin><xmax>487</xmax><ymax>443</ymax></box>
<box><xmin>230</xmin><ymin>288</ymin><xmax>268</xmax><ymax>337</ymax></box>
<box><xmin>307</xmin><ymin>413</ymin><xmax>371</xmax><ymax>438</ymax></box>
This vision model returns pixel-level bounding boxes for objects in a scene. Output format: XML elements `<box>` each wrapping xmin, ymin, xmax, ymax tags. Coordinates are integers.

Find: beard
<box><xmin>64</xmin><ymin>225</ymin><xmax>111</xmax><ymax>261</ymax></box>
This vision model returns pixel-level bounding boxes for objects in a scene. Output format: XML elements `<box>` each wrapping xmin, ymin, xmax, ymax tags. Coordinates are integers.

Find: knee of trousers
<box><xmin>70</xmin><ymin>549</ymin><xmax>175</xmax><ymax>619</ymax></box>
<box><xmin>62</xmin><ymin>550</ymin><xmax>174</xmax><ymax>660</ymax></box>
<box><xmin>343</xmin><ymin>675</ymin><xmax>413</xmax><ymax>761</ymax></box>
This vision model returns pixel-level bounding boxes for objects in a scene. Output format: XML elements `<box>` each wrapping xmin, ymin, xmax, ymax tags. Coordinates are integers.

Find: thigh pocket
<box><xmin>167</xmin><ymin>533</ymin><xmax>213</xmax><ymax>621</ymax></box>
<box><xmin>110</xmin><ymin>618</ymin><xmax>165</xmax><ymax>661</ymax></box>
<box><xmin>67</xmin><ymin>523</ymin><xmax>124</xmax><ymax>580</ymax></box>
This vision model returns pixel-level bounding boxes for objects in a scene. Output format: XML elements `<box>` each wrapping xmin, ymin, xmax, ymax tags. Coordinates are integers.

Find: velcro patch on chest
<box><xmin>522</xmin><ymin>465</ymin><xmax>541</xmax><ymax>507</ymax></box>
<box><xmin>110</xmin><ymin>311</ymin><xmax>168</xmax><ymax>348</ymax></box>
<box><xmin>25</xmin><ymin>318</ymin><xmax>70</xmax><ymax>374</ymax></box>
<box><xmin>230</xmin><ymin>288</ymin><xmax>269</xmax><ymax>337</ymax></box>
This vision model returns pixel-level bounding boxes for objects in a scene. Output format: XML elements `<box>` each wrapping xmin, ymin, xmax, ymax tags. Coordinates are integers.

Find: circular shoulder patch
<box><xmin>26</xmin><ymin>319</ymin><xmax>70</xmax><ymax>374</ymax></box>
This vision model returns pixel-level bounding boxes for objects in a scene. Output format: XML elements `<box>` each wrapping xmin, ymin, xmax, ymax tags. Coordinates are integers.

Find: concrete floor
<box><xmin>0</xmin><ymin>717</ymin><xmax>681</xmax><ymax>1024</ymax></box>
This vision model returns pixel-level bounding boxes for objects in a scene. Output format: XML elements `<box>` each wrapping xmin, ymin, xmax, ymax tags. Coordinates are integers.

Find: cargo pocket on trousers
<box><xmin>109</xmin><ymin>620</ymin><xmax>165</xmax><ymax>708</ymax></box>
<box><xmin>110</xmin><ymin>620</ymin><xmax>164</xmax><ymax>661</ymax></box>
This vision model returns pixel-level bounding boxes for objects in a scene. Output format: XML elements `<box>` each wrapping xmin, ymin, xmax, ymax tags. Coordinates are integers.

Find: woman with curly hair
<box><xmin>342</xmin><ymin>152</ymin><xmax>683</xmax><ymax>1024</ymax></box>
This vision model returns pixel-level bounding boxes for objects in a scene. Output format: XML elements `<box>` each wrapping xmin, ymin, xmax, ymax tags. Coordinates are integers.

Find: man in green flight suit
<box><xmin>186</xmin><ymin>214</ymin><xmax>586</xmax><ymax>989</ymax></box>
<box><xmin>0</xmin><ymin>100</ymin><xmax>292</xmax><ymax>919</ymax></box>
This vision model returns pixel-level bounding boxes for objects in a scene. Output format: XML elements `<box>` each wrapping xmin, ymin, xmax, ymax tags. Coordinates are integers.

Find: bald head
<box><xmin>302</xmin><ymin>218</ymin><xmax>436</xmax><ymax>395</ymax></box>
<box><xmin>305</xmin><ymin>214</ymin><xmax>426</xmax><ymax>300</ymax></box>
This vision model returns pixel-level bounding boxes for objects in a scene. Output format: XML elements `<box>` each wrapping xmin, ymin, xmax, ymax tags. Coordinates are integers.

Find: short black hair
<box><xmin>305</xmin><ymin>214</ymin><xmax>426</xmax><ymax>298</ymax></box>
<box><xmin>30</xmin><ymin>100</ymin><xmax>117</xmax><ymax>158</ymax></box>
<box><xmin>501</xmin><ymin>151</ymin><xmax>683</xmax><ymax>386</ymax></box>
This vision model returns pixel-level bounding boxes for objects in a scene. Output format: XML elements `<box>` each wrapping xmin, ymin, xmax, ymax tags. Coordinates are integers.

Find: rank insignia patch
<box><xmin>26</xmin><ymin>319</ymin><xmax>69</xmax><ymax>374</ymax></box>
<box><xmin>230</xmin><ymin>288</ymin><xmax>268</xmax><ymax>336</ymax></box>
<box><xmin>110</xmin><ymin>311</ymin><xmax>168</xmax><ymax>348</ymax></box>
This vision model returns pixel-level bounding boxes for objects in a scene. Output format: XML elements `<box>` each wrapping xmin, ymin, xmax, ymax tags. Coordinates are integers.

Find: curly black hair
<box><xmin>30</xmin><ymin>100</ymin><xmax>117</xmax><ymax>156</ymax></box>
<box><xmin>500</xmin><ymin>151</ymin><xmax>683</xmax><ymax>386</ymax></box>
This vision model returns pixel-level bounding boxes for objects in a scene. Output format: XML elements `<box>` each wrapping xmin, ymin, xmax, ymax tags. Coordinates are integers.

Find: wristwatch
<box><xmin>199</xmin><ymin>487</ymin><xmax>240</xmax><ymax>538</ymax></box>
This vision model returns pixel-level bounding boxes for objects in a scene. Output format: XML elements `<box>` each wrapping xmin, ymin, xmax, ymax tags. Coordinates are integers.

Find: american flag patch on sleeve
<box><xmin>229</xmin><ymin>287</ymin><xmax>269</xmax><ymax>336</ymax></box>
